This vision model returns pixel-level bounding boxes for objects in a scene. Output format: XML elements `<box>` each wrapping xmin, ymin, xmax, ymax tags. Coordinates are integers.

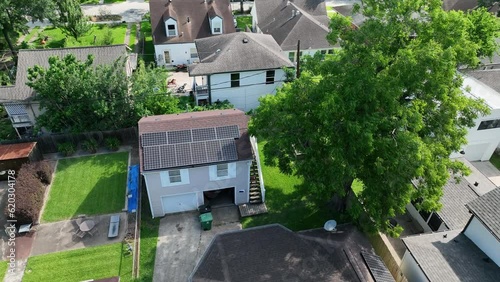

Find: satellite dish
<box><xmin>324</xmin><ymin>220</ymin><xmax>337</xmax><ymax>232</ymax></box>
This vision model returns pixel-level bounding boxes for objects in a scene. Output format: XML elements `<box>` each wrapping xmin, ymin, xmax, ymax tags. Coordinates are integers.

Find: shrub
<box><xmin>105</xmin><ymin>137</ymin><xmax>121</xmax><ymax>151</ymax></box>
<box><xmin>4</xmin><ymin>163</ymin><xmax>46</xmax><ymax>224</ymax></box>
<box><xmin>81</xmin><ymin>138</ymin><xmax>99</xmax><ymax>153</ymax></box>
<box><xmin>34</xmin><ymin>161</ymin><xmax>53</xmax><ymax>185</ymax></box>
<box><xmin>57</xmin><ymin>142</ymin><xmax>76</xmax><ymax>157</ymax></box>
<box><xmin>100</xmin><ymin>28</ymin><xmax>114</xmax><ymax>45</ymax></box>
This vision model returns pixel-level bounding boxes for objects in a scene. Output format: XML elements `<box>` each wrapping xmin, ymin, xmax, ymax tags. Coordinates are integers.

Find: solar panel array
<box><xmin>142</xmin><ymin>125</ymin><xmax>240</xmax><ymax>171</ymax></box>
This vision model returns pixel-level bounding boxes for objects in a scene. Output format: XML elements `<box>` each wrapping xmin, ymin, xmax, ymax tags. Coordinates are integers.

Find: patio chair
<box><xmin>75</xmin><ymin>230</ymin><xmax>86</xmax><ymax>239</ymax></box>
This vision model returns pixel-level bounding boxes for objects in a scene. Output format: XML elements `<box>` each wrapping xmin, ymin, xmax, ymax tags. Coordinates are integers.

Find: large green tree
<box><xmin>27</xmin><ymin>54</ymin><xmax>135</xmax><ymax>133</ymax></box>
<box><xmin>250</xmin><ymin>0</ymin><xmax>498</xmax><ymax>235</ymax></box>
<box><xmin>51</xmin><ymin>0</ymin><xmax>91</xmax><ymax>41</ymax></box>
<box><xmin>0</xmin><ymin>0</ymin><xmax>55</xmax><ymax>55</ymax></box>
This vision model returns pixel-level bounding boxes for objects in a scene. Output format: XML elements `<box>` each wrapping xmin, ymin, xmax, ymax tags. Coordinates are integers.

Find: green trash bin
<box><xmin>199</xmin><ymin>212</ymin><xmax>213</xmax><ymax>231</ymax></box>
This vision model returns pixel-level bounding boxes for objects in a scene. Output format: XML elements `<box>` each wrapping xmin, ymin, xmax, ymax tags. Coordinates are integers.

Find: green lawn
<box><xmin>129</xmin><ymin>23</ymin><xmax>138</xmax><ymax>51</ymax></box>
<box><xmin>23</xmin><ymin>26</ymin><xmax>41</xmax><ymax>43</ymax></box>
<box><xmin>104</xmin><ymin>0</ymin><xmax>126</xmax><ymax>3</ymax></box>
<box><xmin>80</xmin><ymin>0</ymin><xmax>100</xmax><ymax>4</ymax></box>
<box><xmin>0</xmin><ymin>261</ymin><xmax>8</xmax><ymax>281</ymax></box>
<box><xmin>140</xmin><ymin>21</ymin><xmax>155</xmax><ymax>63</ymax></box>
<box><xmin>241</xmin><ymin>141</ymin><xmax>340</xmax><ymax>231</ymax></box>
<box><xmin>42</xmin><ymin>152</ymin><xmax>129</xmax><ymax>222</ymax></box>
<box><xmin>32</xmin><ymin>24</ymin><xmax>127</xmax><ymax>49</ymax></box>
<box><xmin>490</xmin><ymin>153</ymin><xmax>500</xmax><ymax>170</ymax></box>
<box><xmin>138</xmin><ymin>186</ymin><xmax>160</xmax><ymax>281</ymax></box>
<box><xmin>23</xmin><ymin>243</ymin><xmax>133</xmax><ymax>282</ymax></box>
<box><xmin>236</xmin><ymin>16</ymin><xmax>252</xmax><ymax>30</ymax></box>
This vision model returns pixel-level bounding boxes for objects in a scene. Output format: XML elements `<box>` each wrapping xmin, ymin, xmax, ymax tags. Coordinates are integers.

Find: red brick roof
<box><xmin>0</xmin><ymin>142</ymin><xmax>36</xmax><ymax>160</ymax></box>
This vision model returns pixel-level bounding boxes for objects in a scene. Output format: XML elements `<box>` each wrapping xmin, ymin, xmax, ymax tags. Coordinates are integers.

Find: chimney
<box><xmin>187</xmin><ymin>17</ymin><xmax>190</xmax><ymax>23</ymax></box>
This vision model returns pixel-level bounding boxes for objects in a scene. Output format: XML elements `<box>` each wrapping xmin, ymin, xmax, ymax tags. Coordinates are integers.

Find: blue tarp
<box><xmin>127</xmin><ymin>165</ymin><xmax>139</xmax><ymax>213</ymax></box>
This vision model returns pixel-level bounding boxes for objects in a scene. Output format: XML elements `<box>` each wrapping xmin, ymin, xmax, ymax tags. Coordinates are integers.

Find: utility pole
<box><xmin>296</xmin><ymin>40</ymin><xmax>301</xmax><ymax>78</ymax></box>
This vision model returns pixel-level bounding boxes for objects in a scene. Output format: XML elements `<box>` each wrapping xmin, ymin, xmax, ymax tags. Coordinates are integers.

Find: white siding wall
<box><xmin>464</xmin><ymin>217</ymin><xmax>500</xmax><ymax>266</ymax></box>
<box><xmin>154</xmin><ymin>42</ymin><xmax>196</xmax><ymax>66</ymax></box>
<box><xmin>405</xmin><ymin>203</ymin><xmax>432</xmax><ymax>233</ymax></box>
<box><xmin>401</xmin><ymin>251</ymin><xmax>429</xmax><ymax>282</ymax></box>
<box><xmin>209</xmin><ymin>69</ymin><xmax>287</xmax><ymax>111</ymax></box>
<box><xmin>210</xmin><ymin>16</ymin><xmax>223</xmax><ymax>34</ymax></box>
<box><xmin>164</xmin><ymin>18</ymin><xmax>178</xmax><ymax>37</ymax></box>
<box><xmin>251</xmin><ymin>5</ymin><xmax>258</xmax><ymax>32</ymax></box>
<box><xmin>450</xmin><ymin>108</ymin><xmax>500</xmax><ymax>161</ymax></box>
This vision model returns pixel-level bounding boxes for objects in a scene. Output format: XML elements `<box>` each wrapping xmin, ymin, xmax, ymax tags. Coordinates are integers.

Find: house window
<box><xmin>231</xmin><ymin>73</ymin><xmax>240</xmax><ymax>87</ymax></box>
<box><xmin>266</xmin><ymin>70</ymin><xmax>275</xmax><ymax>84</ymax></box>
<box><xmin>216</xmin><ymin>164</ymin><xmax>229</xmax><ymax>177</ymax></box>
<box><xmin>478</xmin><ymin>119</ymin><xmax>500</xmax><ymax>130</ymax></box>
<box><xmin>328</xmin><ymin>49</ymin><xmax>334</xmax><ymax>54</ymax></box>
<box><xmin>167</xmin><ymin>24</ymin><xmax>176</xmax><ymax>36</ymax></box>
<box><xmin>190</xmin><ymin>48</ymin><xmax>198</xmax><ymax>59</ymax></box>
<box><xmin>212</xmin><ymin>21</ymin><xmax>222</xmax><ymax>34</ymax></box>
<box><xmin>299</xmin><ymin>51</ymin><xmax>303</xmax><ymax>57</ymax></box>
<box><xmin>169</xmin><ymin>170</ymin><xmax>182</xmax><ymax>183</ymax></box>
<box><xmin>288</xmin><ymin>52</ymin><xmax>295</xmax><ymax>62</ymax></box>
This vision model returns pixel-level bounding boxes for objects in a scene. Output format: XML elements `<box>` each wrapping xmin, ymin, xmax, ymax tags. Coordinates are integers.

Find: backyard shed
<box><xmin>0</xmin><ymin>142</ymin><xmax>42</xmax><ymax>180</ymax></box>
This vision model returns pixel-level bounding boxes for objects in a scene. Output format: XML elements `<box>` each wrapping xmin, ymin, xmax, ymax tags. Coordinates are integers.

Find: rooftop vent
<box><xmin>474</xmin><ymin>181</ymin><xmax>479</xmax><ymax>186</ymax></box>
<box><xmin>242</xmin><ymin>38</ymin><xmax>249</xmax><ymax>43</ymax></box>
<box><xmin>216</xmin><ymin>48</ymin><xmax>221</xmax><ymax>53</ymax></box>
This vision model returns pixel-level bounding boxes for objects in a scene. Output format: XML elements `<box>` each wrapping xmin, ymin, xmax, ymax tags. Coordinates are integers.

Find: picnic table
<box><xmin>79</xmin><ymin>220</ymin><xmax>95</xmax><ymax>232</ymax></box>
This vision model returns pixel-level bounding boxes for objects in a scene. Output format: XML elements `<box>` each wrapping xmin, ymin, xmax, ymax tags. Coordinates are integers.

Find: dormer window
<box><xmin>210</xmin><ymin>16</ymin><xmax>223</xmax><ymax>35</ymax></box>
<box><xmin>164</xmin><ymin>17</ymin><xmax>178</xmax><ymax>37</ymax></box>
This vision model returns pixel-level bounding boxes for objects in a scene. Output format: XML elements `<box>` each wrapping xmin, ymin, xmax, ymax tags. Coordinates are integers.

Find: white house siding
<box><xmin>154</xmin><ymin>42</ymin><xmax>197</xmax><ymax>66</ymax></box>
<box><xmin>210</xmin><ymin>69</ymin><xmax>287</xmax><ymax>112</ymax></box>
<box><xmin>405</xmin><ymin>203</ymin><xmax>432</xmax><ymax>233</ymax></box>
<box><xmin>401</xmin><ymin>251</ymin><xmax>429</xmax><ymax>282</ymax></box>
<box><xmin>464</xmin><ymin>217</ymin><xmax>500</xmax><ymax>266</ymax></box>
<box><xmin>285</xmin><ymin>49</ymin><xmax>333</xmax><ymax>62</ymax></box>
<box><xmin>143</xmin><ymin>160</ymin><xmax>251</xmax><ymax>217</ymax></box>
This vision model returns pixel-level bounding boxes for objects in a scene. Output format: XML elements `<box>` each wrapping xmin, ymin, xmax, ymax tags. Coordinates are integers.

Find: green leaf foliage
<box><xmin>250</xmin><ymin>0</ymin><xmax>496</xmax><ymax>235</ymax></box>
<box><xmin>27</xmin><ymin>54</ymin><xmax>136</xmax><ymax>133</ymax></box>
<box><xmin>51</xmin><ymin>0</ymin><xmax>91</xmax><ymax>41</ymax></box>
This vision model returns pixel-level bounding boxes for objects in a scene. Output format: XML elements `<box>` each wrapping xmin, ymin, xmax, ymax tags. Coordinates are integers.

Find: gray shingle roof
<box><xmin>464</xmin><ymin>69</ymin><xmax>500</xmax><ymax>95</ymax></box>
<box><xmin>189</xmin><ymin>32</ymin><xmax>294</xmax><ymax>76</ymax></box>
<box><xmin>190</xmin><ymin>224</ymin><xmax>388</xmax><ymax>282</ymax></box>
<box><xmin>437</xmin><ymin>176</ymin><xmax>479</xmax><ymax>230</ymax></box>
<box><xmin>403</xmin><ymin>230</ymin><xmax>500</xmax><ymax>281</ymax></box>
<box><xmin>0</xmin><ymin>45</ymin><xmax>128</xmax><ymax>102</ymax></box>
<box><xmin>149</xmin><ymin>0</ymin><xmax>236</xmax><ymax>45</ymax></box>
<box><xmin>254</xmin><ymin>0</ymin><xmax>333</xmax><ymax>51</ymax></box>
<box><xmin>466</xmin><ymin>188</ymin><xmax>500</xmax><ymax>240</ymax></box>
<box><xmin>443</xmin><ymin>0</ymin><xmax>477</xmax><ymax>11</ymax></box>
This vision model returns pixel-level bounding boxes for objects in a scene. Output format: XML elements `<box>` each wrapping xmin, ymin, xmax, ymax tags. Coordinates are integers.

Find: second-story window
<box><xmin>231</xmin><ymin>73</ymin><xmax>240</xmax><ymax>87</ymax></box>
<box><xmin>169</xmin><ymin>170</ymin><xmax>182</xmax><ymax>183</ymax></box>
<box><xmin>288</xmin><ymin>52</ymin><xmax>295</xmax><ymax>62</ymax></box>
<box><xmin>266</xmin><ymin>70</ymin><xmax>275</xmax><ymax>84</ymax></box>
<box><xmin>167</xmin><ymin>24</ymin><xmax>176</xmax><ymax>36</ymax></box>
<box><xmin>216</xmin><ymin>164</ymin><xmax>229</xmax><ymax>177</ymax></box>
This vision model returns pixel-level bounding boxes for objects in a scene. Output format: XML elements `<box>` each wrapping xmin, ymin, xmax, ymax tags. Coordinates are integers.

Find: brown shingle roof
<box><xmin>0</xmin><ymin>142</ymin><xmax>36</xmax><ymax>160</ymax></box>
<box><xmin>149</xmin><ymin>0</ymin><xmax>236</xmax><ymax>45</ymax></box>
<box><xmin>138</xmin><ymin>109</ymin><xmax>252</xmax><ymax>172</ymax></box>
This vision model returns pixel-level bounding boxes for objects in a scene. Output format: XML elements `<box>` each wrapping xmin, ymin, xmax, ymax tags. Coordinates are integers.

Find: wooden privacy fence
<box><xmin>0</xmin><ymin>127</ymin><xmax>138</xmax><ymax>154</ymax></box>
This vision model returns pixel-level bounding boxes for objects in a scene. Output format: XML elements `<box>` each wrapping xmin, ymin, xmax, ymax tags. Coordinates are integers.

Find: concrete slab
<box><xmin>470</xmin><ymin>161</ymin><xmax>500</xmax><ymax>187</ymax></box>
<box><xmin>153</xmin><ymin>206</ymin><xmax>241</xmax><ymax>282</ymax></box>
<box><xmin>30</xmin><ymin>213</ymin><xmax>127</xmax><ymax>256</ymax></box>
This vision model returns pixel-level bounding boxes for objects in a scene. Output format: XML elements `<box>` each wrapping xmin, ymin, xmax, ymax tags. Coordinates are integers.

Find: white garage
<box><xmin>161</xmin><ymin>193</ymin><xmax>199</xmax><ymax>214</ymax></box>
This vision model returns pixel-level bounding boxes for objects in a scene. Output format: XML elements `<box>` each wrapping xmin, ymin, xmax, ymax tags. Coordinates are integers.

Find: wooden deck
<box><xmin>238</xmin><ymin>203</ymin><xmax>268</xmax><ymax>217</ymax></box>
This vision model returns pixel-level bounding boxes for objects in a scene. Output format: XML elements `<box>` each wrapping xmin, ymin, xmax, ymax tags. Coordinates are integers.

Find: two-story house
<box><xmin>188</xmin><ymin>32</ymin><xmax>294</xmax><ymax>111</ymax></box>
<box><xmin>139</xmin><ymin>109</ymin><xmax>264</xmax><ymax>217</ymax></box>
<box><xmin>251</xmin><ymin>0</ymin><xmax>335</xmax><ymax>62</ymax></box>
<box><xmin>400</xmin><ymin>187</ymin><xmax>500</xmax><ymax>281</ymax></box>
<box><xmin>149</xmin><ymin>0</ymin><xmax>236</xmax><ymax>67</ymax></box>
<box><xmin>0</xmin><ymin>45</ymin><xmax>133</xmax><ymax>137</ymax></box>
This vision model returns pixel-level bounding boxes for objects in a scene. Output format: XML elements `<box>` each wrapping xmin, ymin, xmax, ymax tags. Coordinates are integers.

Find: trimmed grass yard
<box><xmin>241</xmin><ymin>141</ymin><xmax>339</xmax><ymax>231</ymax></box>
<box><xmin>236</xmin><ymin>16</ymin><xmax>252</xmax><ymax>30</ymax></box>
<box><xmin>30</xmin><ymin>24</ymin><xmax>127</xmax><ymax>49</ymax></box>
<box><xmin>0</xmin><ymin>261</ymin><xmax>8</xmax><ymax>281</ymax></box>
<box><xmin>140</xmin><ymin>21</ymin><xmax>155</xmax><ymax>63</ymax></box>
<box><xmin>129</xmin><ymin>23</ymin><xmax>138</xmax><ymax>51</ymax></box>
<box><xmin>42</xmin><ymin>152</ymin><xmax>129</xmax><ymax>222</ymax></box>
<box><xmin>138</xmin><ymin>187</ymin><xmax>160</xmax><ymax>282</ymax></box>
<box><xmin>490</xmin><ymin>153</ymin><xmax>500</xmax><ymax>170</ymax></box>
<box><xmin>23</xmin><ymin>243</ymin><xmax>132</xmax><ymax>282</ymax></box>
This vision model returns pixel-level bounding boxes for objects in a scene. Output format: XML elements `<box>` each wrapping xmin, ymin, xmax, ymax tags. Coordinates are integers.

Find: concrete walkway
<box><xmin>153</xmin><ymin>206</ymin><xmax>241</xmax><ymax>282</ymax></box>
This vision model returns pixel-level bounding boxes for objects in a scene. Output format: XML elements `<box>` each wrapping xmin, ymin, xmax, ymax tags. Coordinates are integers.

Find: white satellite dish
<box><xmin>324</xmin><ymin>220</ymin><xmax>337</xmax><ymax>232</ymax></box>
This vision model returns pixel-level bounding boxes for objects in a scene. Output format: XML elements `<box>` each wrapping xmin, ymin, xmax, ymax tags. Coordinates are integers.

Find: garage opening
<box><xmin>204</xmin><ymin>187</ymin><xmax>234</xmax><ymax>207</ymax></box>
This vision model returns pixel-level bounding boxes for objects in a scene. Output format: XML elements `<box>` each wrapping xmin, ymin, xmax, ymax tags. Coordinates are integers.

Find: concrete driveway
<box><xmin>153</xmin><ymin>206</ymin><xmax>241</xmax><ymax>282</ymax></box>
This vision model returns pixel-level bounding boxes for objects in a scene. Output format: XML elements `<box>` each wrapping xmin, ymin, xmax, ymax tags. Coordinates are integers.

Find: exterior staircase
<box><xmin>249</xmin><ymin>159</ymin><xmax>262</xmax><ymax>204</ymax></box>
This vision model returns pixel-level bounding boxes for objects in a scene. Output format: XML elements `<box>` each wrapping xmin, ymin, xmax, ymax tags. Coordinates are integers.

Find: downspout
<box><xmin>207</xmin><ymin>75</ymin><xmax>212</xmax><ymax>104</ymax></box>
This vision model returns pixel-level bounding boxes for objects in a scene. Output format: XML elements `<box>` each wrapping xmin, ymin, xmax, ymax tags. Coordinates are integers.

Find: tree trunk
<box><xmin>331</xmin><ymin>178</ymin><xmax>354</xmax><ymax>213</ymax></box>
<box><xmin>1</xmin><ymin>27</ymin><xmax>16</xmax><ymax>56</ymax></box>
<box><xmin>240</xmin><ymin>0</ymin><xmax>244</xmax><ymax>14</ymax></box>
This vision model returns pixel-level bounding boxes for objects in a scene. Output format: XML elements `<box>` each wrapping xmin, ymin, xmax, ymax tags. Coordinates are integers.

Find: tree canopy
<box><xmin>249</xmin><ymin>0</ymin><xmax>498</xmax><ymax>235</ymax></box>
<box><xmin>51</xmin><ymin>0</ymin><xmax>91</xmax><ymax>41</ymax></box>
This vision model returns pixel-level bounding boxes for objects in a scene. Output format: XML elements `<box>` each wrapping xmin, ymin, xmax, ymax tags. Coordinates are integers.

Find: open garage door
<box><xmin>161</xmin><ymin>193</ymin><xmax>199</xmax><ymax>215</ymax></box>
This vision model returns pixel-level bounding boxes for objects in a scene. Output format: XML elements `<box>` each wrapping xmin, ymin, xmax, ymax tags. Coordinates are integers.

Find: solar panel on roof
<box><xmin>143</xmin><ymin>146</ymin><xmax>162</xmax><ymax>170</ymax></box>
<box><xmin>219</xmin><ymin>139</ymin><xmax>238</xmax><ymax>161</ymax></box>
<box><xmin>142</xmin><ymin>132</ymin><xmax>168</xmax><ymax>147</ymax></box>
<box><xmin>175</xmin><ymin>143</ymin><xmax>193</xmax><ymax>166</ymax></box>
<box><xmin>216</xmin><ymin>125</ymin><xmax>239</xmax><ymax>139</ymax></box>
<box><xmin>168</xmin><ymin>130</ymin><xmax>192</xmax><ymax>144</ymax></box>
<box><xmin>159</xmin><ymin>145</ymin><xmax>176</xmax><ymax>168</ymax></box>
<box><xmin>191</xmin><ymin>142</ymin><xmax>208</xmax><ymax>164</ymax></box>
<box><xmin>206</xmin><ymin>140</ymin><xmax>222</xmax><ymax>163</ymax></box>
<box><xmin>192</xmin><ymin>127</ymin><xmax>217</xmax><ymax>142</ymax></box>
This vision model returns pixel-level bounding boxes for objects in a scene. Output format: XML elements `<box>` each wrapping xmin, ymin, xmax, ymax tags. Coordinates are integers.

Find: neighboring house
<box><xmin>0</xmin><ymin>45</ymin><xmax>133</xmax><ymax>137</ymax></box>
<box><xmin>330</xmin><ymin>0</ymin><xmax>366</xmax><ymax>27</ymax></box>
<box><xmin>450</xmin><ymin>70</ymin><xmax>500</xmax><ymax>161</ymax></box>
<box><xmin>149</xmin><ymin>0</ymin><xmax>236</xmax><ymax>67</ymax></box>
<box><xmin>251</xmin><ymin>0</ymin><xmax>334</xmax><ymax>63</ymax></box>
<box><xmin>188</xmin><ymin>32</ymin><xmax>294</xmax><ymax>111</ymax></box>
<box><xmin>406</xmin><ymin>158</ymin><xmax>496</xmax><ymax>233</ymax></box>
<box><xmin>139</xmin><ymin>109</ymin><xmax>265</xmax><ymax>217</ymax></box>
<box><xmin>442</xmin><ymin>0</ymin><xmax>477</xmax><ymax>11</ymax></box>
<box><xmin>190</xmin><ymin>224</ymin><xmax>394</xmax><ymax>282</ymax></box>
<box><xmin>401</xmin><ymin>188</ymin><xmax>500</xmax><ymax>281</ymax></box>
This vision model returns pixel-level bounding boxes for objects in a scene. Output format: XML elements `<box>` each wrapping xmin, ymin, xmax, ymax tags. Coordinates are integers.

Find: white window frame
<box><xmin>190</xmin><ymin>48</ymin><xmax>198</xmax><ymax>59</ymax></box>
<box><xmin>216</xmin><ymin>163</ymin><xmax>229</xmax><ymax>177</ymax></box>
<box><xmin>209</xmin><ymin>163</ymin><xmax>236</xmax><ymax>181</ymax></box>
<box><xmin>167</xmin><ymin>24</ymin><xmax>177</xmax><ymax>36</ymax></box>
<box><xmin>211</xmin><ymin>17</ymin><xmax>223</xmax><ymax>34</ymax></box>
<box><xmin>160</xmin><ymin>169</ymin><xmax>190</xmax><ymax>187</ymax></box>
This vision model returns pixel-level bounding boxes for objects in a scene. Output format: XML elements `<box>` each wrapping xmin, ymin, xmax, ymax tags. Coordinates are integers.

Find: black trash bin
<box><xmin>198</xmin><ymin>204</ymin><xmax>211</xmax><ymax>214</ymax></box>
